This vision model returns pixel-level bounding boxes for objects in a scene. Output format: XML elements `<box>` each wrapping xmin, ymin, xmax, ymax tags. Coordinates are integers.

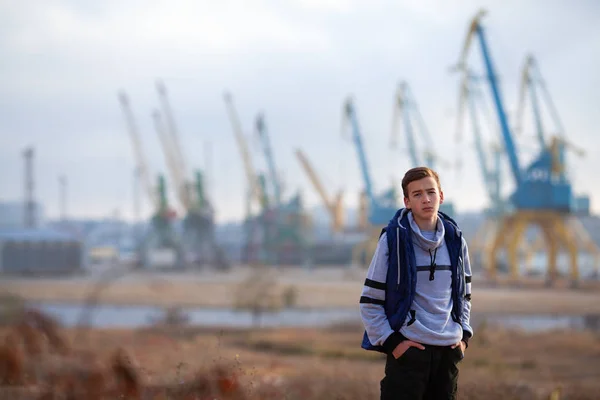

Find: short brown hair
<box><xmin>401</xmin><ymin>167</ymin><xmax>441</xmax><ymax>198</ymax></box>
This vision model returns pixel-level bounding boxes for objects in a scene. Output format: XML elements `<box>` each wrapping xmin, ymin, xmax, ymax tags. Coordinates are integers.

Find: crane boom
<box><xmin>152</xmin><ymin>110</ymin><xmax>191</xmax><ymax>211</ymax></box>
<box><xmin>515</xmin><ymin>55</ymin><xmax>545</xmax><ymax>147</ymax></box>
<box><xmin>458</xmin><ymin>73</ymin><xmax>504</xmax><ymax>213</ymax></box>
<box><xmin>223</xmin><ymin>92</ymin><xmax>263</xmax><ymax>208</ymax></box>
<box><xmin>344</xmin><ymin>97</ymin><xmax>375</xmax><ymax>203</ymax></box>
<box><xmin>516</xmin><ymin>54</ymin><xmax>566</xmax><ymax>148</ymax></box>
<box><xmin>515</xmin><ymin>55</ymin><xmax>531</xmax><ymax>138</ymax></box>
<box><xmin>156</xmin><ymin>80</ymin><xmax>189</xmax><ymax>185</ymax></box>
<box><xmin>295</xmin><ymin>148</ymin><xmax>344</xmax><ymax>232</ymax></box>
<box><xmin>391</xmin><ymin>83</ymin><xmax>421</xmax><ymax>166</ymax></box>
<box><xmin>118</xmin><ymin>91</ymin><xmax>158</xmax><ymax>209</ymax></box>
<box><xmin>391</xmin><ymin>82</ymin><xmax>447</xmax><ymax>168</ymax></box>
<box><xmin>295</xmin><ymin>149</ymin><xmax>330</xmax><ymax>209</ymax></box>
<box><xmin>409</xmin><ymin>86</ymin><xmax>437</xmax><ymax>167</ymax></box>
<box><xmin>460</xmin><ymin>11</ymin><xmax>522</xmax><ymax>187</ymax></box>
<box><xmin>536</xmin><ymin>67</ymin><xmax>565</xmax><ymax>138</ymax></box>
<box><xmin>255</xmin><ymin>113</ymin><xmax>282</xmax><ymax>207</ymax></box>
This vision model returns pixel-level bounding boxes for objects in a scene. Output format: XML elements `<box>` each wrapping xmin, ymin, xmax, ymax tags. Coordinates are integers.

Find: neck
<box><xmin>412</xmin><ymin>213</ymin><xmax>437</xmax><ymax>231</ymax></box>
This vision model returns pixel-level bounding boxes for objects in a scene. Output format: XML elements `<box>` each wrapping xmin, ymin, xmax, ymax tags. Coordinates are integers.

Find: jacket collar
<box><xmin>388</xmin><ymin>207</ymin><xmax>461</xmax><ymax>239</ymax></box>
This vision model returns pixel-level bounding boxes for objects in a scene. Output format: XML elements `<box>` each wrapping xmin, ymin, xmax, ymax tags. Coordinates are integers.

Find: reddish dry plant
<box><xmin>17</xmin><ymin>321</ymin><xmax>44</xmax><ymax>357</ymax></box>
<box><xmin>0</xmin><ymin>332</ymin><xmax>24</xmax><ymax>386</ymax></box>
<box><xmin>145</xmin><ymin>364</ymin><xmax>246</xmax><ymax>400</ymax></box>
<box><xmin>22</xmin><ymin>309</ymin><xmax>69</xmax><ymax>355</ymax></box>
<box><xmin>111</xmin><ymin>347</ymin><xmax>142</xmax><ymax>399</ymax></box>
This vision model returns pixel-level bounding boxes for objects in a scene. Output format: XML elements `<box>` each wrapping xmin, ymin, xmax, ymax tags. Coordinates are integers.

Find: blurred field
<box><xmin>1</xmin><ymin>266</ymin><xmax>600</xmax><ymax>315</ymax></box>
<box><xmin>0</xmin><ymin>306</ymin><xmax>599</xmax><ymax>399</ymax></box>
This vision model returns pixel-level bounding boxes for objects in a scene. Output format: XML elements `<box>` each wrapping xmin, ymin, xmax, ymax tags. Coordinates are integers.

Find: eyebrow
<box><xmin>411</xmin><ymin>187</ymin><xmax>437</xmax><ymax>195</ymax></box>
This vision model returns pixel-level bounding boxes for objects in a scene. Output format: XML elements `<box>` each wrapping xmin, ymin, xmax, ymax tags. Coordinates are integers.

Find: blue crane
<box><xmin>455</xmin><ymin>10</ymin><xmax>598</xmax><ymax>284</ymax></box>
<box><xmin>391</xmin><ymin>82</ymin><xmax>456</xmax><ymax>216</ymax></box>
<box><xmin>458</xmin><ymin>10</ymin><xmax>573</xmax><ymax>212</ymax></box>
<box><xmin>391</xmin><ymin>81</ymin><xmax>448</xmax><ymax>170</ymax></box>
<box><xmin>391</xmin><ymin>82</ymin><xmax>420</xmax><ymax>167</ymax></box>
<box><xmin>515</xmin><ymin>54</ymin><xmax>567</xmax><ymax>149</ymax></box>
<box><xmin>456</xmin><ymin>71</ymin><xmax>505</xmax><ymax>216</ymax></box>
<box><xmin>515</xmin><ymin>54</ymin><xmax>589</xmax><ymax>215</ymax></box>
<box><xmin>343</xmin><ymin>97</ymin><xmax>398</xmax><ymax>226</ymax></box>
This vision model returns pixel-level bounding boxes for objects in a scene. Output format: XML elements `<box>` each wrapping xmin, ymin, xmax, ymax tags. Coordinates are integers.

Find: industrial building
<box><xmin>0</xmin><ymin>228</ymin><xmax>84</xmax><ymax>275</ymax></box>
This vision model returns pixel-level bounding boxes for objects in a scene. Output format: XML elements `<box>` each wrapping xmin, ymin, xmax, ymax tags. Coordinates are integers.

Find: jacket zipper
<box><xmin>459</xmin><ymin>235</ymin><xmax>466</xmax><ymax>297</ymax></box>
<box><xmin>396</xmin><ymin>227</ymin><xmax>400</xmax><ymax>289</ymax></box>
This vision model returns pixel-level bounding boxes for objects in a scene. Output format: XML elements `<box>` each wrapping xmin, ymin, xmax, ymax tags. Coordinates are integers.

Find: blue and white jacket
<box><xmin>360</xmin><ymin>208</ymin><xmax>473</xmax><ymax>354</ymax></box>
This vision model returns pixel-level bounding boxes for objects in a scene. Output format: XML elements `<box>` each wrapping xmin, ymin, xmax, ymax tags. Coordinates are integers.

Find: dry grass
<box><xmin>0</xmin><ymin>308</ymin><xmax>598</xmax><ymax>400</ymax></box>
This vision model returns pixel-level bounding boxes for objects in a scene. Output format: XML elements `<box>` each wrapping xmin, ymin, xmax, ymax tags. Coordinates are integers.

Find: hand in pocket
<box><xmin>392</xmin><ymin>340</ymin><xmax>425</xmax><ymax>359</ymax></box>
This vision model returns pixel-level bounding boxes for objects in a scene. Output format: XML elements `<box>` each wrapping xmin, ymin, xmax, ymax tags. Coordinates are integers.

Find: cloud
<box><xmin>1</xmin><ymin>0</ymin><xmax>599</xmax><ymax>222</ymax></box>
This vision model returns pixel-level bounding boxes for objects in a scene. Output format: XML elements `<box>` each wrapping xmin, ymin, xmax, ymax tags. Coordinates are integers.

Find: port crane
<box><xmin>154</xmin><ymin>81</ymin><xmax>228</xmax><ymax>270</ymax></box>
<box><xmin>254</xmin><ymin>113</ymin><xmax>310</xmax><ymax>266</ymax></box>
<box><xmin>455</xmin><ymin>10</ymin><xmax>598</xmax><ymax>284</ymax></box>
<box><xmin>118</xmin><ymin>91</ymin><xmax>183</xmax><ymax>269</ymax></box>
<box><xmin>294</xmin><ymin>148</ymin><xmax>345</xmax><ymax>234</ymax></box>
<box><xmin>390</xmin><ymin>81</ymin><xmax>456</xmax><ymax>216</ymax></box>
<box><xmin>342</xmin><ymin>96</ymin><xmax>399</xmax><ymax>266</ymax></box>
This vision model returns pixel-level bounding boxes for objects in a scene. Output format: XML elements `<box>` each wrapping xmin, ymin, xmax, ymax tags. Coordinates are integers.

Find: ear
<box><xmin>404</xmin><ymin>196</ymin><xmax>410</xmax><ymax>209</ymax></box>
<box><xmin>439</xmin><ymin>190</ymin><xmax>444</xmax><ymax>205</ymax></box>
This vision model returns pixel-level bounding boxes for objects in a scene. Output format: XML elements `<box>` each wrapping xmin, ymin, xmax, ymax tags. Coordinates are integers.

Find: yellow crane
<box><xmin>118</xmin><ymin>92</ymin><xmax>158</xmax><ymax>210</ymax></box>
<box><xmin>294</xmin><ymin>148</ymin><xmax>344</xmax><ymax>233</ymax></box>
<box><xmin>223</xmin><ymin>92</ymin><xmax>265</xmax><ymax>212</ymax></box>
<box><xmin>549</xmin><ymin>136</ymin><xmax>585</xmax><ymax>176</ymax></box>
<box><xmin>156</xmin><ymin>80</ymin><xmax>190</xmax><ymax>197</ymax></box>
<box><xmin>152</xmin><ymin>110</ymin><xmax>191</xmax><ymax>213</ymax></box>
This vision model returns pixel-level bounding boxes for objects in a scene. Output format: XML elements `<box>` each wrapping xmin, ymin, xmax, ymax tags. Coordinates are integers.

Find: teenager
<box><xmin>360</xmin><ymin>167</ymin><xmax>473</xmax><ymax>400</ymax></box>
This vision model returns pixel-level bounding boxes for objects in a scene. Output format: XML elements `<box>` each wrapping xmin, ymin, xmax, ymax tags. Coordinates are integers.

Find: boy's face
<box><xmin>403</xmin><ymin>176</ymin><xmax>444</xmax><ymax>220</ymax></box>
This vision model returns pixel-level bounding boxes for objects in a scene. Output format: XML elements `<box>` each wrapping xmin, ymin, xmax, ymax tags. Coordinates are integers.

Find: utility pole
<box><xmin>59</xmin><ymin>175</ymin><xmax>67</xmax><ymax>222</ymax></box>
<box><xmin>23</xmin><ymin>146</ymin><xmax>35</xmax><ymax>228</ymax></box>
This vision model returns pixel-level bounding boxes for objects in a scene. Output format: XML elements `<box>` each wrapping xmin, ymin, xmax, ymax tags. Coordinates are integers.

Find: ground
<box><xmin>0</xmin><ymin>316</ymin><xmax>599</xmax><ymax>399</ymax></box>
<box><xmin>1</xmin><ymin>265</ymin><xmax>599</xmax><ymax>398</ymax></box>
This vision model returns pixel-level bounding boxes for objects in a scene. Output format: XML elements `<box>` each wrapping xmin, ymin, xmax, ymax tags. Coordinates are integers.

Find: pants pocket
<box><xmin>450</xmin><ymin>345</ymin><xmax>464</xmax><ymax>363</ymax></box>
<box><xmin>395</xmin><ymin>346</ymin><xmax>414</xmax><ymax>362</ymax></box>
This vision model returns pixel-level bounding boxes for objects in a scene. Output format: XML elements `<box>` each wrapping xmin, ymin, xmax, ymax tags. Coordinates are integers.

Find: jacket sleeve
<box><xmin>359</xmin><ymin>232</ymin><xmax>405</xmax><ymax>353</ymax></box>
<box><xmin>461</xmin><ymin>236</ymin><xmax>474</xmax><ymax>346</ymax></box>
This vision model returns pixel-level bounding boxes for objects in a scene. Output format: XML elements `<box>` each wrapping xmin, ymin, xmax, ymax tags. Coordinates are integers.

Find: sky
<box><xmin>1</xmin><ymin>0</ymin><xmax>599</xmax><ymax>223</ymax></box>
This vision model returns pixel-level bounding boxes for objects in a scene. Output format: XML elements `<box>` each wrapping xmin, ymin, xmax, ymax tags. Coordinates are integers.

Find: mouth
<box><xmin>423</xmin><ymin>207</ymin><xmax>434</xmax><ymax>212</ymax></box>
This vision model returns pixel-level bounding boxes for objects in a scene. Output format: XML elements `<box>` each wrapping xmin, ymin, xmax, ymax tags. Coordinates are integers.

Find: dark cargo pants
<box><xmin>380</xmin><ymin>344</ymin><xmax>463</xmax><ymax>400</ymax></box>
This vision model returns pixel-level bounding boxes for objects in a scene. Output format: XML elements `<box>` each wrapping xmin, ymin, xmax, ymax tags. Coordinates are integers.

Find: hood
<box><xmin>389</xmin><ymin>207</ymin><xmax>410</xmax><ymax>229</ymax></box>
<box><xmin>407</xmin><ymin>212</ymin><xmax>445</xmax><ymax>252</ymax></box>
<box><xmin>388</xmin><ymin>207</ymin><xmax>461</xmax><ymax>249</ymax></box>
